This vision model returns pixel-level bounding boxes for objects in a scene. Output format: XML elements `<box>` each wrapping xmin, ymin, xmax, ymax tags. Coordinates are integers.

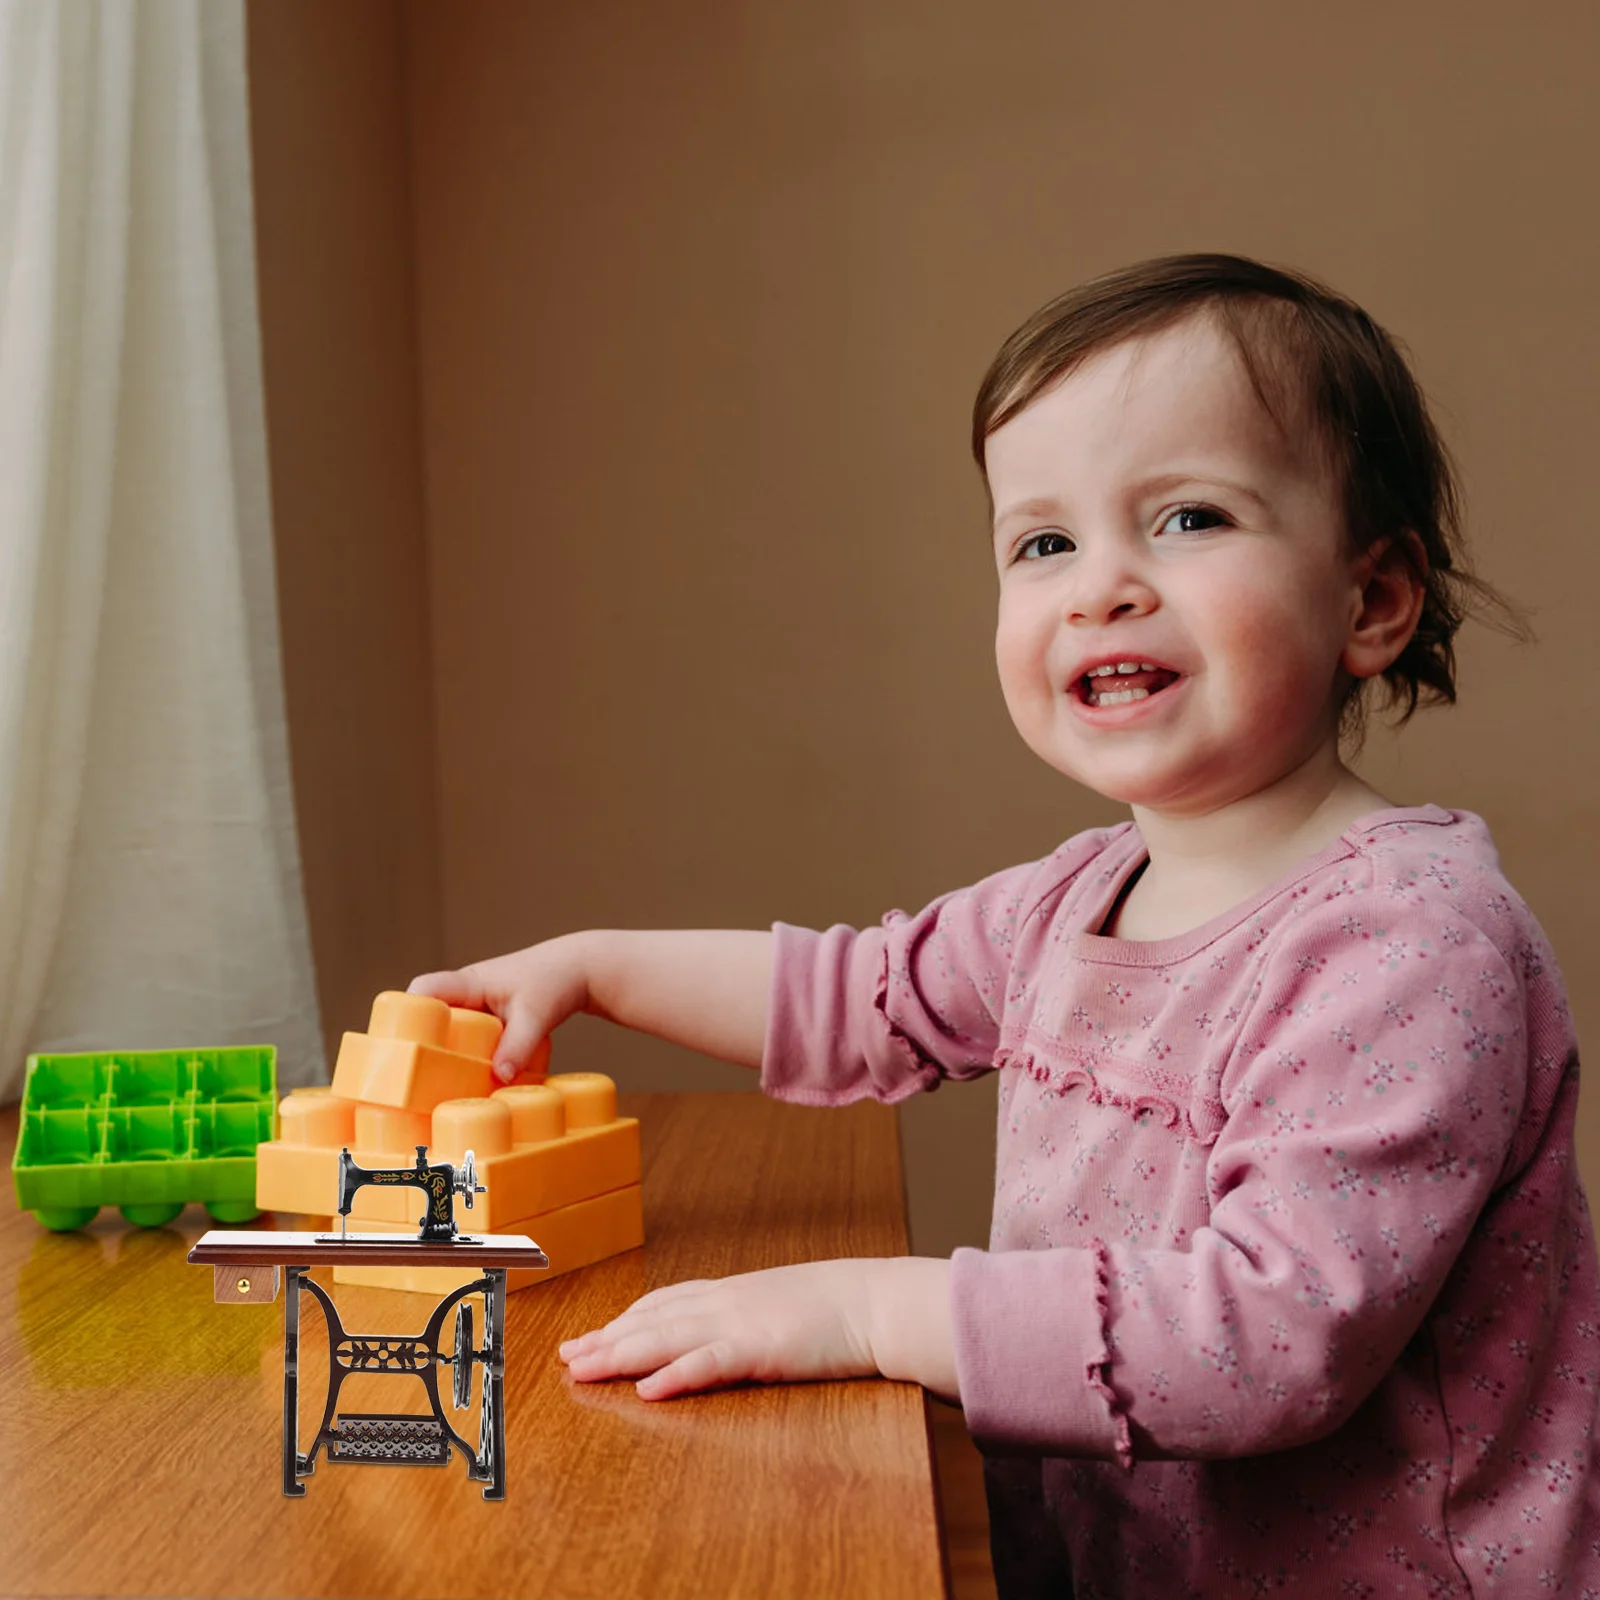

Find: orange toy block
<box><xmin>433</xmin><ymin>1096</ymin><xmax>514</xmax><ymax>1159</ymax></box>
<box><xmin>329</xmin><ymin>991</ymin><xmax>498</xmax><ymax>1113</ymax></box>
<box><xmin>332</xmin><ymin>1184</ymin><xmax>644</xmax><ymax>1294</ymax></box>
<box><xmin>277</xmin><ymin>1088</ymin><xmax>357</xmax><ymax>1148</ymax></box>
<box><xmin>493</xmin><ymin>1084</ymin><xmax>565</xmax><ymax>1142</ymax></box>
<box><xmin>255</xmin><ymin>1140</ymin><xmax>341</xmax><ymax>1215</ymax></box>
<box><xmin>456</xmin><ymin>1120</ymin><xmax>639</xmax><ymax>1231</ymax></box>
<box><xmin>354</xmin><ymin>1102</ymin><xmax>431</xmax><ymax>1151</ymax></box>
<box><xmin>543</xmin><ymin>1071</ymin><xmax>617</xmax><ymax>1128</ymax></box>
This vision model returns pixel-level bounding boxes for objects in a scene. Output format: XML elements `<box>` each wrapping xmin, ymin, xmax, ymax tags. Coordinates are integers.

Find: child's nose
<box><xmin>1062</xmin><ymin>543</ymin><xmax>1158</xmax><ymax>624</ymax></box>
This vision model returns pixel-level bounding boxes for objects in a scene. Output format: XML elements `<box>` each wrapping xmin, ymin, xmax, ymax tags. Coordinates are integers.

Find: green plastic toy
<box><xmin>11</xmin><ymin>1046</ymin><xmax>277</xmax><ymax>1230</ymax></box>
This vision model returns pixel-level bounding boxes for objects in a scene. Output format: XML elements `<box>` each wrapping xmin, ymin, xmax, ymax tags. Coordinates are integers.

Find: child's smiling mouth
<box><xmin>1073</xmin><ymin>664</ymin><xmax>1184</xmax><ymax>709</ymax></box>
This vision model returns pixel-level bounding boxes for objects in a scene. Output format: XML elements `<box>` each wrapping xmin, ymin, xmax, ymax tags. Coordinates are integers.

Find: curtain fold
<box><xmin>0</xmin><ymin>0</ymin><xmax>322</xmax><ymax>1098</ymax></box>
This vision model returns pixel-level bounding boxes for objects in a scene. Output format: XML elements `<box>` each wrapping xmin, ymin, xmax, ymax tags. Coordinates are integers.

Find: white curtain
<box><xmin>0</xmin><ymin>0</ymin><xmax>322</xmax><ymax>1099</ymax></box>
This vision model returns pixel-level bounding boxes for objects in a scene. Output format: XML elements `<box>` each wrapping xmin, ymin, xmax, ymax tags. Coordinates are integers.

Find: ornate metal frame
<box><xmin>281</xmin><ymin>1266</ymin><xmax>509</xmax><ymax>1500</ymax></box>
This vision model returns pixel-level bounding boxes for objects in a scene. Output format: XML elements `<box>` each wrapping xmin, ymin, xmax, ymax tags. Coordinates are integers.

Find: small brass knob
<box><xmin>237</xmin><ymin>1277</ymin><xmax>250</xmax><ymax>1294</ymax></box>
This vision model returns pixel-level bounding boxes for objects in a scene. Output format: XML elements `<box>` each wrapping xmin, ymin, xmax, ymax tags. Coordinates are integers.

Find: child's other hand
<box><xmin>558</xmin><ymin>1257</ymin><xmax>958</xmax><ymax>1402</ymax></box>
<box><xmin>560</xmin><ymin>1262</ymin><xmax>877</xmax><ymax>1398</ymax></box>
<box><xmin>409</xmin><ymin>934</ymin><xmax>591</xmax><ymax>1083</ymax></box>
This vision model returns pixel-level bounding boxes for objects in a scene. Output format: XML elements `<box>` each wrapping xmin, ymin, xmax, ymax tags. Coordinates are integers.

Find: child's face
<box><xmin>986</xmin><ymin>314</ymin><xmax>1370</xmax><ymax>816</ymax></box>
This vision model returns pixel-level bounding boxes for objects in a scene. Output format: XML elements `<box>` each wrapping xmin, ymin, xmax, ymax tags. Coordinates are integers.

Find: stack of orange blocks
<box><xmin>255</xmin><ymin>991</ymin><xmax>643</xmax><ymax>1294</ymax></box>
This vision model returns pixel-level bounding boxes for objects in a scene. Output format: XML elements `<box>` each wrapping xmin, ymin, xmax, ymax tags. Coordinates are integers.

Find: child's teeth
<box><xmin>1091</xmin><ymin>687</ymin><xmax>1150</xmax><ymax>706</ymax></box>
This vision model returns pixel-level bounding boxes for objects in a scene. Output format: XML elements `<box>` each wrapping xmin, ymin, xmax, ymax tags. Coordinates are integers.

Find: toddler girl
<box><xmin>412</xmin><ymin>254</ymin><xmax>1596</xmax><ymax>1597</ymax></box>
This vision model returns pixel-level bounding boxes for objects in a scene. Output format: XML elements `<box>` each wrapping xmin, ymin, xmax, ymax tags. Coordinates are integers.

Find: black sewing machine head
<box><xmin>336</xmin><ymin>1146</ymin><xmax>487</xmax><ymax>1243</ymax></box>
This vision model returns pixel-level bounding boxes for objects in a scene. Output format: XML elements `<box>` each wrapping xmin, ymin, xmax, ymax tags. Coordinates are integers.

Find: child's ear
<box><xmin>1343</xmin><ymin>531</ymin><xmax>1428</xmax><ymax>680</ymax></box>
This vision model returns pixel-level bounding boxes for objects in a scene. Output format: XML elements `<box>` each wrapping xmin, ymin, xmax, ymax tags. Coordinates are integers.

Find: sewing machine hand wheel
<box><xmin>453</xmin><ymin>1301</ymin><xmax>474</xmax><ymax>1410</ymax></box>
<box><xmin>456</xmin><ymin>1149</ymin><xmax>488</xmax><ymax>1212</ymax></box>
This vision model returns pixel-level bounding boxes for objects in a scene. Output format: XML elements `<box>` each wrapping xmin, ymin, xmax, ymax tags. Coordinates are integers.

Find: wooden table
<box><xmin>0</xmin><ymin>1093</ymin><xmax>947</xmax><ymax>1599</ymax></box>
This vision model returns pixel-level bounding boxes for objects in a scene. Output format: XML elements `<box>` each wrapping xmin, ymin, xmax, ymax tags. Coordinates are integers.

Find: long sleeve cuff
<box><xmin>950</xmin><ymin>1242</ymin><xmax>1132</xmax><ymax>1467</ymax></box>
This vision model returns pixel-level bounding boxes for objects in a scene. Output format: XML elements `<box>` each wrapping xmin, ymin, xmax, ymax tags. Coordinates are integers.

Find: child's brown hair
<box><xmin>972</xmin><ymin>253</ymin><xmax>1534</xmax><ymax>753</ymax></box>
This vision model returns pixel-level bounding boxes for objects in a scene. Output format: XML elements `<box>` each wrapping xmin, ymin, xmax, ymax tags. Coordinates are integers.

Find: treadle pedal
<box><xmin>327</xmin><ymin>1413</ymin><xmax>449</xmax><ymax>1465</ymax></box>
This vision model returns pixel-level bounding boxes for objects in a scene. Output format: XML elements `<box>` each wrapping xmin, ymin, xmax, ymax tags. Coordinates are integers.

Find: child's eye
<box><xmin>1160</xmin><ymin>503</ymin><xmax>1228</xmax><ymax>535</ymax></box>
<box><xmin>1015</xmin><ymin>530</ymin><xmax>1073</xmax><ymax>562</ymax></box>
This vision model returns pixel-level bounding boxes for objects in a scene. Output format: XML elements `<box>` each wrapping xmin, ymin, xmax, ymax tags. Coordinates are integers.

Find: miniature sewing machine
<box><xmin>336</xmin><ymin>1143</ymin><xmax>484</xmax><ymax>1243</ymax></box>
<box><xmin>188</xmin><ymin>1146</ymin><xmax>548</xmax><ymax>1500</ymax></box>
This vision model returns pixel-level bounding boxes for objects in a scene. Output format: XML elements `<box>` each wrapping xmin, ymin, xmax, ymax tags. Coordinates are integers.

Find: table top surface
<box><xmin>189</xmin><ymin>1228</ymin><xmax>551</xmax><ymax>1267</ymax></box>
<box><xmin>2</xmin><ymin>1090</ymin><xmax>947</xmax><ymax>1600</ymax></box>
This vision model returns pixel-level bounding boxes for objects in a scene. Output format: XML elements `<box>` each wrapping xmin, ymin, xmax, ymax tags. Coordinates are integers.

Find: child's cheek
<box><xmin>994</xmin><ymin>591</ymin><xmax>1047</xmax><ymax>684</ymax></box>
<box><xmin>993</xmin><ymin>629</ymin><xmax>1043</xmax><ymax>727</ymax></box>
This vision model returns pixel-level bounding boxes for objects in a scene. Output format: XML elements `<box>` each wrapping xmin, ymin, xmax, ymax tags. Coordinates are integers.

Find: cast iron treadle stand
<box><xmin>282</xmin><ymin>1264</ymin><xmax>508</xmax><ymax>1499</ymax></box>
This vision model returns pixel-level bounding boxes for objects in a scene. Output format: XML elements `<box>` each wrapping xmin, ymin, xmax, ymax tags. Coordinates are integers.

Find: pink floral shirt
<box><xmin>763</xmin><ymin>806</ymin><xmax>1600</xmax><ymax>1597</ymax></box>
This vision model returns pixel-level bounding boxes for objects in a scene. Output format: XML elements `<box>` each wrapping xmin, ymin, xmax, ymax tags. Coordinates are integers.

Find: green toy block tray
<box><xmin>11</xmin><ymin>1045</ymin><xmax>278</xmax><ymax>1230</ymax></box>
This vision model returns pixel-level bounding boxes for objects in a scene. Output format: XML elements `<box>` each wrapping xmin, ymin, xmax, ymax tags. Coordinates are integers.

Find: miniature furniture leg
<box><xmin>485</xmin><ymin>1267</ymin><xmax>507</xmax><ymax>1500</ymax></box>
<box><xmin>277</xmin><ymin>1267</ymin><xmax>504</xmax><ymax>1499</ymax></box>
<box><xmin>283</xmin><ymin>1267</ymin><xmax>305</xmax><ymax>1497</ymax></box>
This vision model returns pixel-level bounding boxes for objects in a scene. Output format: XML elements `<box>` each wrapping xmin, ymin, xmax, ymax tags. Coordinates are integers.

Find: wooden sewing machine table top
<box><xmin>188</xmin><ymin>1229</ymin><xmax>550</xmax><ymax>1268</ymax></box>
<box><xmin>0</xmin><ymin>1091</ymin><xmax>947</xmax><ymax>1600</ymax></box>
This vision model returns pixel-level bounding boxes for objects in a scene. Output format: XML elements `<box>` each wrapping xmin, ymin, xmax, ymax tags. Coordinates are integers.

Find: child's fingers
<box><xmin>558</xmin><ymin>1293</ymin><xmax>708</xmax><ymax>1363</ymax></box>
<box><xmin>405</xmin><ymin>969</ymin><xmax>525</xmax><ymax>1081</ymax></box>
<box><xmin>558</xmin><ymin>1282</ymin><xmax>718</xmax><ymax>1356</ymax></box>
<box><xmin>563</xmin><ymin>1313</ymin><xmax>717</xmax><ymax>1382</ymax></box>
<box><xmin>492</xmin><ymin>1006</ymin><xmax>551</xmax><ymax>1083</ymax></box>
<box><xmin>559</xmin><ymin>1273</ymin><xmax>805</xmax><ymax>1368</ymax></box>
<box><xmin>407</xmin><ymin>969</ymin><xmax>486</xmax><ymax>1006</ymax></box>
<box><xmin>634</xmin><ymin>1342</ymin><xmax>744</xmax><ymax>1400</ymax></box>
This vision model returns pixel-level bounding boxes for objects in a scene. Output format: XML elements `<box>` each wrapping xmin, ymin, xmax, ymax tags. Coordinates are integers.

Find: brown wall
<box><xmin>247</xmin><ymin>0</ymin><xmax>443</xmax><ymax>1064</ymax></box>
<box><xmin>249</xmin><ymin>0</ymin><xmax>1599</xmax><ymax>1257</ymax></box>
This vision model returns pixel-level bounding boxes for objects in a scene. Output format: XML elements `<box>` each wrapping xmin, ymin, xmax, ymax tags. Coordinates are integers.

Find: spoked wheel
<box><xmin>453</xmin><ymin>1301</ymin><xmax>474</xmax><ymax>1411</ymax></box>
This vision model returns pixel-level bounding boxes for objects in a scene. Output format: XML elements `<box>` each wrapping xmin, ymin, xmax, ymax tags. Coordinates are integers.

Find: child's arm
<box><xmin>410</xmin><ymin>928</ymin><xmax>774</xmax><ymax>1082</ymax></box>
<box><xmin>412</xmin><ymin>850</ymin><xmax>1060</xmax><ymax>1405</ymax></box>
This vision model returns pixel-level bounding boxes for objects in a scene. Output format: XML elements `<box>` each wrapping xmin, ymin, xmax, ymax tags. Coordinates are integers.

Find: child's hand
<box><xmin>409</xmin><ymin>934</ymin><xmax>592</xmax><ymax>1082</ymax></box>
<box><xmin>559</xmin><ymin>1257</ymin><xmax>959</xmax><ymax>1402</ymax></box>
